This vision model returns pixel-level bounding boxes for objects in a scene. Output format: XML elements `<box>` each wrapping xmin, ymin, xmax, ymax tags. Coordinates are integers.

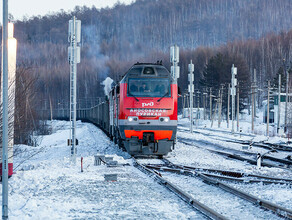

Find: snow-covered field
<box><xmin>1</xmin><ymin>119</ymin><xmax>292</xmax><ymax>219</ymax></box>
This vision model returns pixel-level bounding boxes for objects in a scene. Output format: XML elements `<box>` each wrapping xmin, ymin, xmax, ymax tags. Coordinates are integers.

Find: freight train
<box><xmin>86</xmin><ymin>62</ymin><xmax>179</xmax><ymax>157</ymax></box>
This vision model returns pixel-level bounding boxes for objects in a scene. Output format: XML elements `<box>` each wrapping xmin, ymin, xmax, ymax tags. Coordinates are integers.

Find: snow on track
<box><xmin>161</xmin><ymin>172</ymin><xmax>283</xmax><ymax>220</ymax></box>
<box><xmin>3</xmin><ymin>120</ymin><xmax>292</xmax><ymax>219</ymax></box>
<box><xmin>5</xmin><ymin>120</ymin><xmax>198</xmax><ymax>219</ymax></box>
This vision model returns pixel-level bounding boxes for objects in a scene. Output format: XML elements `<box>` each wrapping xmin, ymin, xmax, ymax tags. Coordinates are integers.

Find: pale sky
<box><xmin>1</xmin><ymin>0</ymin><xmax>134</xmax><ymax>20</ymax></box>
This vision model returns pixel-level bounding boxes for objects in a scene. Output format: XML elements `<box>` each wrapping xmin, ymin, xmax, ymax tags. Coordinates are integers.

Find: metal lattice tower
<box><xmin>68</xmin><ymin>17</ymin><xmax>81</xmax><ymax>164</ymax></box>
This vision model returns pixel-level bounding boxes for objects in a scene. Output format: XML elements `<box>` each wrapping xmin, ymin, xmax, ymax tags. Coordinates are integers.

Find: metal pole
<box><xmin>69</xmin><ymin>16</ymin><xmax>81</xmax><ymax>164</ymax></box>
<box><xmin>231</xmin><ymin>64</ymin><xmax>236</xmax><ymax>133</ymax></box>
<box><xmin>254</xmin><ymin>69</ymin><xmax>257</xmax><ymax>118</ymax></box>
<box><xmin>277</xmin><ymin>74</ymin><xmax>281</xmax><ymax>134</ymax></box>
<box><xmin>182</xmin><ymin>94</ymin><xmax>185</xmax><ymax>118</ymax></box>
<box><xmin>197</xmin><ymin>90</ymin><xmax>200</xmax><ymax>128</ymax></box>
<box><xmin>203</xmin><ymin>92</ymin><xmax>206</xmax><ymax>120</ymax></box>
<box><xmin>2</xmin><ymin>0</ymin><xmax>9</xmax><ymax>218</ymax></box>
<box><xmin>267</xmin><ymin>81</ymin><xmax>270</xmax><ymax>137</ymax></box>
<box><xmin>218</xmin><ymin>89</ymin><xmax>222</xmax><ymax>128</ymax></box>
<box><xmin>188</xmin><ymin>60</ymin><xmax>194</xmax><ymax>133</ymax></box>
<box><xmin>284</xmin><ymin>65</ymin><xmax>289</xmax><ymax>134</ymax></box>
<box><xmin>227</xmin><ymin>83</ymin><xmax>230</xmax><ymax>128</ymax></box>
<box><xmin>209</xmin><ymin>88</ymin><xmax>212</xmax><ymax>121</ymax></box>
<box><xmin>251</xmin><ymin>84</ymin><xmax>254</xmax><ymax>133</ymax></box>
<box><xmin>220</xmin><ymin>85</ymin><xmax>223</xmax><ymax>126</ymax></box>
<box><xmin>190</xmin><ymin>92</ymin><xmax>193</xmax><ymax>133</ymax></box>
<box><xmin>237</xmin><ymin>83</ymin><xmax>239</xmax><ymax>132</ymax></box>
<box><xmin>212</xmin><ymin>99</ymin><xmax>218</xmax><ymax>128</ymax></box>
<box><xmin>187</xmin><ymin>94</ymin><xmax>190</xmax><ymax>117</ymax></box>
<box><xmin>71</xmin><ymin>16</ymin><xmax>77</xmax><ymax>164</ymax></box>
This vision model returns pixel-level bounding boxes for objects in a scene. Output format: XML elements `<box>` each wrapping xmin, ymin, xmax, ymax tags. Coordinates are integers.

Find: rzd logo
<box><xmin>142</xmin><ymin>102</ymin><xmax>154</xmax><ymax>107</ymax></box>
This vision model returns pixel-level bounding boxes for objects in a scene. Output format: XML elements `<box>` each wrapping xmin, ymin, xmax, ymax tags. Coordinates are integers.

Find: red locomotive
<box><xmin>87</xmin><ymin>62</ymin><xmax>179</xmax><ymax>157</ymax></box>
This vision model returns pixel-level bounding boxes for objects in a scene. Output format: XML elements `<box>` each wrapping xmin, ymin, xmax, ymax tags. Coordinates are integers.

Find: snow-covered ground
<box><xmin>1</xmin><ymin>119</ymin><xmax>292</xmax><ymax>219</ymax></box>
<box><xmin>3</xmin><ymin>121</ymin><xmax>198</xmax><ymax>219</ymax></box>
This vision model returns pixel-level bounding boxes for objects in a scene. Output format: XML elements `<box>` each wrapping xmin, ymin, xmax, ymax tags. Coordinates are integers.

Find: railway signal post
<box><xmin>170</xmin><ymin>45</ymin><xmax>180</xmax><ymax>81</ymax></box>
<box><xmin>188</xmin><ymin>60</ymin><xmax>194</xmax><ymax>133</ymax></box>
<box><xmin>68</xmin><ymin>17</ymin><xmax>81</xmax><ymax>164</ymax></box>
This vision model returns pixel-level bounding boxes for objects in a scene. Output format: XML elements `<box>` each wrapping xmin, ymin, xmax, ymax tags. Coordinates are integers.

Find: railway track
<box><xmin>178</xmin><ymin>126</ymin><xmax>292</xmax><ymax>153</ymax></box>
<box><xmin>134</xmin><ymin>158</ymin><xmax>229</xmax><ymax>220</ymax></box>
<box><xmin>178</xmin><ymin>137</ymin><xmax>292</xmax><ymax>170</ymax></box>
<box><xmin>90</xmin><ymin>122</ymin><xmax>292</xmax><ymax>218</ymax></box>
<box><xmin>151</xmin><ymin>161</ymin><xmax>292</xmax><ymax>185</ymax></box>
<box><xmin>135</xmin><ymin>158</ymin><xmax>292</xmax><ymax>219</ymax></box>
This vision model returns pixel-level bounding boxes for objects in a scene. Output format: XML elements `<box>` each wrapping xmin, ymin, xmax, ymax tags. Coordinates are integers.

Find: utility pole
<box><xmin>267</xmin><ymin>80</ymin><xmax>270</xmax><ymax>137</ymax></box>
<box><xmin>209</xmin><ymin>88</ymin><xmax>212</xmax><ymax>121</ymax></box>
<box><xmin>227</xmin><ymin>83</ymin><xmax>230</xmax><ymax>128</ymax></box>
<box><xmin>277</xmin><ymin>74</ymin><xmax>281</xmax><ymax>134</ymax></box>
<box><xmin>2</xmin><ymin>0</ymin><xmax>9</xmax><ymax>218</ymax></box>
<box><xmin>231</xmin><ymin>64</ymin><xmax>237</xmax><ymax>133</ymax></box>
<box><xmin>188</xmin><ymin>60</ymin><xmax>194</xmax><ymax>133</ymax></box>
<box><xmin>237</xmin><ymin>83</ymin><xmax>240</xmax><ymax>132</ymax></box>
<box><xmin>68</xmin><ymin>17</ymin><xmax>81</xmax><ymax>164</ymax></box>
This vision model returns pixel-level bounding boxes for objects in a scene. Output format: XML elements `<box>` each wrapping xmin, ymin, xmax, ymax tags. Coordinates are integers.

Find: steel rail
<box><xmin>178</xmin><ymin>138</ymin><xmax>291</xmax><ymax>170</ymax></box>
<box><xmin>179</xmin><ymin>137</ymin><xmax>292</xmax><ymax>166</ymax></box>
<box><xmin>133</xmin><ymin>159</ymin><xmax>228</xmax><ymax>220</ymax></box>
<box><xmin>178</xmin><ymin>127</ymin><xmax>292</xmax><ymax>152</ymax></box>
<box><xmin>174</xmin><ymin>164</ymin><xmax>292</xmax><ymax>183</ymax></box>
<box><xmin>146</xmin><ymin>164</ymin><xmax>292</xmax><ymax>219</ymax></box>
<box><xmin>146</xmin><ymin>164</ymin><xmax>291</xmax><ymax>185</ymax></box>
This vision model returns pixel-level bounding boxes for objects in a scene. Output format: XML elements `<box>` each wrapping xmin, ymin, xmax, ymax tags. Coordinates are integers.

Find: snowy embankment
<box><xmin>1</xmin><ymin>119</ymin><xmax>291</xmax><ymax>219</ymax></box>
<box><xmin>2</xmin><ymin>121</ymin><xmax>197</xmax><ymax>219</ymax></box>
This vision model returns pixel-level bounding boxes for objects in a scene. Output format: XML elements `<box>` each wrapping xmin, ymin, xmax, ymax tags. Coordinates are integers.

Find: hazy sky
<box><xmin>1</xmin><ymin>0</ymin><xmax>134</xmax><ymax>20</ymax></box>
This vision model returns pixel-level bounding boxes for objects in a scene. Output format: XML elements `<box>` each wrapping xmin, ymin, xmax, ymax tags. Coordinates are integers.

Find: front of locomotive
<box><xmin>118</xmin><ymin>63</ymin><xmax>177</xmax><ymax>156</ymax></box>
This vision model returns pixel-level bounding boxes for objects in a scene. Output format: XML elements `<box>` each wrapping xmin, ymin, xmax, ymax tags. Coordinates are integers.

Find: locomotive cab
<box><xmin>113</xmin><ymin>63</ymin><xmax>178</xmax><ymax>156</ymax></box>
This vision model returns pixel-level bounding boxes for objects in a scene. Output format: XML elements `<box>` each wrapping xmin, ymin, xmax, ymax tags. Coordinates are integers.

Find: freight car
<box><xmin>86</xmin><ymin>62</ymin><xmax>178</xmax><ymax>157</ymax></box>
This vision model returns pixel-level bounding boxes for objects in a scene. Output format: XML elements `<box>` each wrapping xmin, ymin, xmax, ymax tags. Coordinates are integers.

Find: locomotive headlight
<box><xmin>128</xmin><ymin>116</ymin><xmax>138</xmax><ymax>122</ymax></box>
<box><xmin>159</xmin><ymin>117</ymin><xmax>170</xmax><ymax>122</ymax></box>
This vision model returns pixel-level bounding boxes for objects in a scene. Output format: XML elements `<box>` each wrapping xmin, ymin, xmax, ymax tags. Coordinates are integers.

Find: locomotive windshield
<box><xmin>128</xmin><ymin>78</ymin><xmax>171</xmax><ymax>98</ymax></box>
